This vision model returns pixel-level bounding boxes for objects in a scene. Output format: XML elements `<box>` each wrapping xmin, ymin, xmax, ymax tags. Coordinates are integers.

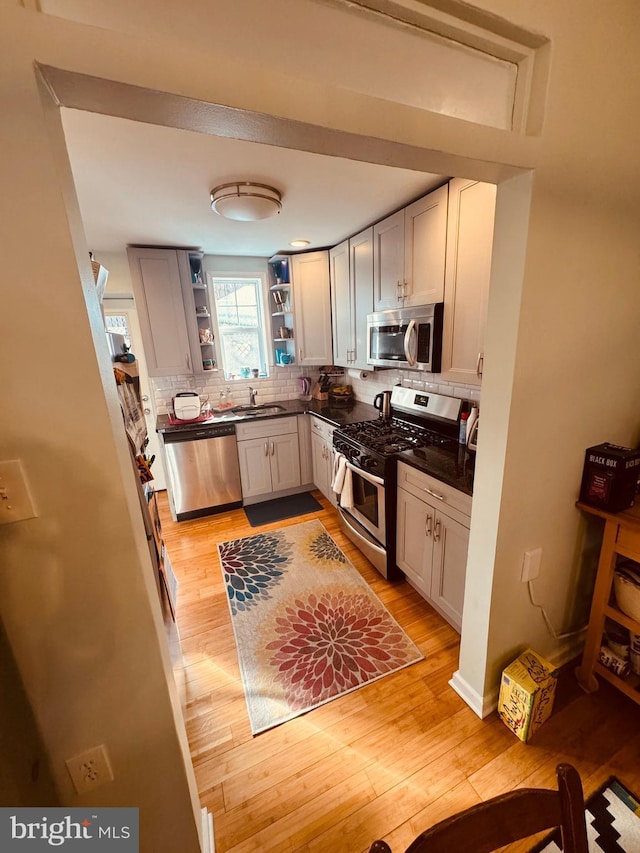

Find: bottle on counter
<box><xmin>459</xmin><ymin>410</ymin><xmax>470</xmax><ymax>444</ymax></box>
<box><xmin>466</xmin><ymin>406</ymin><xmax>479</xmax><ymax>442</ymax></box>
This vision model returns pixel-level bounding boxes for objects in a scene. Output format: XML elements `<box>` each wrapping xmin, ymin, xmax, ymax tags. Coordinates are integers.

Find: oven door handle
<box><xmin>404</xmin><ymin>320</ymin><xmax>417</xmax><ymax>366</ymax></box>
<box><xmin>345</xmin><ymin>460</ymin><xmax>384</xmax><ymax>487</ymax></box>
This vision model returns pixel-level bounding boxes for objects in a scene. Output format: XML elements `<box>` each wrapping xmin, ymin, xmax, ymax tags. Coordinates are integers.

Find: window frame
<box><xmin>207</xmin><ymin>271</ymin><xmax>271</xmax><ymax>381</ymax></box>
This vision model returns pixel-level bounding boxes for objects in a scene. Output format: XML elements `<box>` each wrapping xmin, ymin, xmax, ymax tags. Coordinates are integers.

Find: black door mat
<box><xmin>244</xmin><ymin>492</ymin><xmax>323</xmax><ymax>527</ymax></box>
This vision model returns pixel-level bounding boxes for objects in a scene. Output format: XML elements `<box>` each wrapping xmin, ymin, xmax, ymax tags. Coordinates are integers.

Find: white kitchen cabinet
<box><xmin>127</xmin><ymin>247</ymin><xmax>193</xmax><ymax>377</ymax></box>
<box><xmin>292</xmin><ymin>251</ymin><xmax>333</xmax><ymax>366</ymax></box>
<box><xmin>373</xmin><ymin>185</ymin><xmax>448</xmax><ymax>311</ymax></box>
<box><xmin>127</xmin><ymin>247</ymin><xmax>217</xmax><ymax>377</ymax></box>
<box><xmin>372</xmin><ymin>210</ymin><xmax>404</xmax><ymax>311</ymax></box>
<box><xmin>310</xmin><ymin>415</ymin><xmax>337</xmax><ymax>506</ymax></box>
<box><xmin>329</xmin><ymin>240</ymin><xmax>351</xmax><ymax>367</ymax></box>
<box><xmin>236</xmin><ymin>417</ymin><xmax>301</xmax><ymax>502</ymax></box>
<box><xmin>330</xmin><ymin>228</ymin><xmax>373</xmax><ymax>369</ymax></box>
<box><xmin>396</xmin><ymin>461</ymin><xmax>471</xmax><ymax>632</ymax></box>
<box><xmin>440</xmin><ymin>178</ymin><xmax>496</xmax><ymax>386</ymax></box>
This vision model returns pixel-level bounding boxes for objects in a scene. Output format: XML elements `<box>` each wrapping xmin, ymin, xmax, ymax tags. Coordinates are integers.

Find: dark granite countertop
<box><xmin>156</xmin><ymin>396</ymin><xmax>473</xmax><ymax>495</ymax></box>
<box><xmin>156</xmin><ymin>397</ymin><xmax>378</xmax><ymax>434</ymax></box>
<box><xmin>396</xmin><ymin>444</ymin><xmax>476</xmax><ymax>496</ymax></box>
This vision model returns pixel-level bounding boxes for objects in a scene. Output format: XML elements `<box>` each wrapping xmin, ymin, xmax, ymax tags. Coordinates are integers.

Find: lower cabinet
<box><xmin>396</xmin><ymin>461</ymin><xmax>471</xmax><ymax>632</ymax></box>
<box><xmin>310</xmin><ymin>415</ymin><xmax>337</xmax><ymax>506</ymax></box>
<box><xmin>236</xmin><ymin>417</ymin><xmax>301</xmax><ymax>502</ymax></box>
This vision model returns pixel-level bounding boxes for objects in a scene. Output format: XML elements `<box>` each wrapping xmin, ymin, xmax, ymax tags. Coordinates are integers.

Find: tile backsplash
<box><xmin>151</xmin><ymin>365</ymin><xmax>480</xmax><ymax>415</ymax></box>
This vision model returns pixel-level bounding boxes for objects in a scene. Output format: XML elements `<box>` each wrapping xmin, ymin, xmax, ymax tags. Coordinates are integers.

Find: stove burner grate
<box><xmin>335</xmin><ymin>417</ymin><xmax>456</xmax><ymax>456</ymax></box>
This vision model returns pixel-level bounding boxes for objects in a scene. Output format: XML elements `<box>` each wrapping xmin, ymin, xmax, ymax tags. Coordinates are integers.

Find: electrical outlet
<box><xmin>521</xmin><ymin>547</ymin><xmax>542</xmax><ymax>583</ymax></box>
<box><xmin>66</xmin><ymin>744</ymin><xmax>114</xmax><ymax>794</ymax></box>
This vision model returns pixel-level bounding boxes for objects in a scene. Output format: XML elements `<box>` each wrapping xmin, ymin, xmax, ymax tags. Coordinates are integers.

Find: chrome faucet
<box><xmin>249</xmin><ymin>386</ymin><xmax>258</xmax><ymax>407</ymax></box>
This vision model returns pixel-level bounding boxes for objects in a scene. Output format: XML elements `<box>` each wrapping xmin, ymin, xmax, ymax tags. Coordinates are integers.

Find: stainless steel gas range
<box><xmin>332</xmin><ymin>386</ymin><xmax>474</xmax><ymax>579</ymax></box>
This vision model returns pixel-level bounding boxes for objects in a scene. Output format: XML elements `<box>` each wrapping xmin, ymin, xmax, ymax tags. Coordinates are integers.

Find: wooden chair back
<box><xmin>369</xmin><ymin>763</ymin><xmax>588</xmax><ymax>853</ymax></box>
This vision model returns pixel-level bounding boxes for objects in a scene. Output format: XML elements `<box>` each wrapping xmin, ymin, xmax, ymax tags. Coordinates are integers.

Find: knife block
<box><xmin>312</xmin><ymin>384</ymin><xmax>328</xmax><ymax>401</ymax></box>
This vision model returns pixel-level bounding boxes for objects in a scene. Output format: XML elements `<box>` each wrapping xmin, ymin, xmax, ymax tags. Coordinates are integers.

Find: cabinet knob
<box><xmin>143</xmin><ymin>408</ymin><xmax>151</xmax><ymax>415</ymax></box>
<box><xmin>142</xmin><ymin>395</ymin><xmax>149</xmax><ymax>402</ymax></box>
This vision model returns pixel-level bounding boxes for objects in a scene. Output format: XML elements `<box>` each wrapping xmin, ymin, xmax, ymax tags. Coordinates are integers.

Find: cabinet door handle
<box><xmin>299</xmin><ymin>348</ymin><xmax>303</xmax><ymax>362</ymax></box>
<box><xmin>423</xmin><ymin>487</ymin><xmax>445</xmax><ymax>502</ymax></box>
<box><xmin>270</xmin><ymin>440</ymin><xmax>275</xmax><ymax>456</ymax></box>
<box><xmin>396</xmin><ymin>280</ymin><xmax>402</xmax><ymax>301</ymax></box>
<box><xmin>403</xmin><ymin>280</ymin><xmax>409</xmax><ymax>296</ymax></box>
<box><xmin>186</xmin><ymin>352</ymin><xmax>192</xmax><ymax>371</ymax></box>
<box><xmin>264</xmin><ymin>442</ymin><xmax>269</xmax><ymax>456</ymax></box>
<box><xmin>425</xmin><ymin>514</ymin><xmax>433</xmax><ymax>538</ymax></box>
<box><xmin>434</xmin><ymin>519</ymin><xmax>441</xmax><ymax>542</ymax></box>
<box><xmin>476</xmin><ymin>352</ymin><xmax>484</xmax><ymax>377</ymax></box>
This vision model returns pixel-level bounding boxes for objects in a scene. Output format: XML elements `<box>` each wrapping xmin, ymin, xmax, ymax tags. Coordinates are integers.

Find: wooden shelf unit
<box><xmin>575</xmin><ymin>500</ymin><xmax>640</xmax><ymax>705</ymax></box>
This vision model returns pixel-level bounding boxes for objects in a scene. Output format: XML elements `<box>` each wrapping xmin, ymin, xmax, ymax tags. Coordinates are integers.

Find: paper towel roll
<box><xmin>347</xmin><ymin>369</ymin><xmax>370</xmax><ymax>381</ymax></box>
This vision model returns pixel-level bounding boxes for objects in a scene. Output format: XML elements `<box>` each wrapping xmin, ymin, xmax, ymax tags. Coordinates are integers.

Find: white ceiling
<box><xmin>61</xmin><ymin>108</ymin><xmax>446</xmax><ymax>258</ymax></box>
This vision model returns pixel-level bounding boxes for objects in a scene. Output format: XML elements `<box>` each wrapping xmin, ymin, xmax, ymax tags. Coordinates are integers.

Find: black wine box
<box><xmin>579</xmin><ymin>442</ymin><xmax>640</xmax><ymax>512</ymax></box>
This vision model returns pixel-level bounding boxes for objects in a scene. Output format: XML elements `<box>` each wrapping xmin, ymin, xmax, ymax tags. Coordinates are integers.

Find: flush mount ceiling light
<box><xmin>289</xmin><ymin>239</ymin><xmax>310</xmax><ymax>248</ymax></box>
<box><xmin>210</xmin><ymin>182</ymin><xmax>282</xmax><ymax>221</ymax></box>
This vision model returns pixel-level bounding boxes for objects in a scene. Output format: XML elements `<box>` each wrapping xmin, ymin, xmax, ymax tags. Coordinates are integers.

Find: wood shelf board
<box><xmin>604</xmin><ymin>603</ymin><xmax>640</xmax><ymax>633</ymax></box>
<box><xmin>594</xmin><ymin>662</ymin><xmax>640</xmax><ymax>705</ymax></box>
<box><xmin>577</xmin><ymin>500</ymin><xmax>640</xmax><ymax>528</ymax></box>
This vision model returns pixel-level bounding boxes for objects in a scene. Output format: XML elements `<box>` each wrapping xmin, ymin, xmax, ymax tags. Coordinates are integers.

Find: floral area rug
<box><xmin>217</xmin><ymin>519</ymin><xmax>424</xmax><ymax>734</ymax></box>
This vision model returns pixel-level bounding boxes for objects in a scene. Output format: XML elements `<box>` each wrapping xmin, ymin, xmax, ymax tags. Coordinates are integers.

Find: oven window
<box><xmin>352</xmin><ymin>471</ymin><xmax>379</xmax><ymax>528</ymax></box>
<box><xmin>370</xmin><ymin>324</ymin><xmax>407</xmax><ymax>362</ymax></box>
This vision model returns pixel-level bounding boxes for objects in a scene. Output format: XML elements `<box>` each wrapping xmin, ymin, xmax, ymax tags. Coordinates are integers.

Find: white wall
<box><xmin>2</xmin><ymin>6</ymin><xmax>640</xmax><ymax>835</ymax></box>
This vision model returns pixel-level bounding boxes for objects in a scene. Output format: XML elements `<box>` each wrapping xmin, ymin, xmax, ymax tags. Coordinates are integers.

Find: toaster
<box><xmin>173</xmin><ymin>392</ymin><xmax>201</xmax><ymax>420</ymax></box>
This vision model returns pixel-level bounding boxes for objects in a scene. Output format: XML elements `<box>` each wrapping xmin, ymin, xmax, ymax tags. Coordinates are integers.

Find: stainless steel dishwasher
<box><xmin>162</xmin><ymin>423</ymin><xmax>242</xmax><ymax>521</ymax></box>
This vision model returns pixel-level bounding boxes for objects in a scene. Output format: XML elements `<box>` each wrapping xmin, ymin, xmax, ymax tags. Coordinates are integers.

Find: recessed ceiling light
<box><xmin>289</xmin><ymin>239</ymin><xmax>310</xmax><ymax>248</ymax></box>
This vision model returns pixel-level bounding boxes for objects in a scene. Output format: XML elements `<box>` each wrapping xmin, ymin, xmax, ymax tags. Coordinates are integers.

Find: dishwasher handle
<box><xmin>162</xmin><ymin>423</ymin><xmax>236</xmax><ymax>443</ymax></box>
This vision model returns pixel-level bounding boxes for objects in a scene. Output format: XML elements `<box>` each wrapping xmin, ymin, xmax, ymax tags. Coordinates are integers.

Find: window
<box><xmin>211</xmin><ymin>276</ymin><xmax>269</xmax><ymax>380</ymax></box>
<box><xmin>104</xmin><ymin>313</ymin><xmax>131</xmax><ymax>348</ymax></box>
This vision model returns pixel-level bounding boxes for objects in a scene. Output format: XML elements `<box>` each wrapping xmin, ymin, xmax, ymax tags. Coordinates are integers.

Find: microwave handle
<box><xmin>404</xmin><ymin>320</ymin><xmax>417</xmax><ymax>366</ymax></box>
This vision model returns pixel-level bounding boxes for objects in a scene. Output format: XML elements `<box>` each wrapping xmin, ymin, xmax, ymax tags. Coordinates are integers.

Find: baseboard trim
<box><xmin>449</xmin><ymin>670</ymin><xmax>498</xmax><ymax>718</ymax></box>
<box><xmin>449</xmin><ymin>638</ymin><xmax>586</xmax><ymax>721</ymax></box>
<box><xmin>200</xmin><ymin>808</ymin><xmax>214</xmax><ymax>853</ymax></box>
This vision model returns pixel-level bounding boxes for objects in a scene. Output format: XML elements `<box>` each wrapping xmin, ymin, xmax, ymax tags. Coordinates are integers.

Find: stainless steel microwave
<box><xmin>367</xmin><ymin>303</ymin><xmax>444</xmax><ymax>371</ymax></box>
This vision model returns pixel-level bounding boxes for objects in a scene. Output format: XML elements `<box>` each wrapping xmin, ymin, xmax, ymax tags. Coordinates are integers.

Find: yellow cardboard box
<box><xmin>497</xmin><ymin>649</ymin><xmax>558</xmax><ymax>742</ymax></box>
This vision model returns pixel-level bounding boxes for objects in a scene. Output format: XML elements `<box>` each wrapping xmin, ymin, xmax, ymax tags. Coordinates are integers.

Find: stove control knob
<box><xmin>360</xmin><ymin>456</ymin><xmax>376</xmax><ymax>470</ymax></box>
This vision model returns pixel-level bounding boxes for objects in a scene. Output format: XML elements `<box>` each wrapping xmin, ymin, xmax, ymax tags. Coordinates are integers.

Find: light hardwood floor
<box><xmin>158</xmin><ymin>489</ymin><xmax>640</xmax><ymax>853</ymax></box>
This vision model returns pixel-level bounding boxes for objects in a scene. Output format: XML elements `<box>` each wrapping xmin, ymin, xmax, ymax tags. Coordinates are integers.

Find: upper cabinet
<box><xmin>440</xmin><ymin>179</ymin><xmax>496</xmax><ymax>386</ymax></box>
<box><xmin>330</xmin><ymin>227</ymin><xmax>373</xmax><ymax>370</ymax></box>
<box><xmin>127</xmin><ymin>247</ymin><xmax>217</xmax><ymax>377</ymax></box>
<box><xmin>127</xmin><ymin>247</ymin><xmax>192</xmax><ymax>377</ymax></box>
<box><xmin>373</xmin><ymin>184</ymin><xmax>448</xmax><ymax>311</ymax></box>
<box><xmin>291</xmin><ymin>251</ymin><xmax>333</xmax><ymax>366</ymax></box>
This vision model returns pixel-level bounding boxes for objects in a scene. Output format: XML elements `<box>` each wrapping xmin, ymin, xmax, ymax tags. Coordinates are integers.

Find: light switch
<box><xmin>0</xmin><ymin>460</ymin><xmax>37</xmax><ymax>525</ymax></box>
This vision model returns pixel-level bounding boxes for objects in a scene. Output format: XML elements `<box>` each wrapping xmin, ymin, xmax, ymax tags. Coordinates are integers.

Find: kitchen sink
<box><xmin>231</xmin><ymin>404</ymin><xmax>286</xmax><ymax>416</ymax></box>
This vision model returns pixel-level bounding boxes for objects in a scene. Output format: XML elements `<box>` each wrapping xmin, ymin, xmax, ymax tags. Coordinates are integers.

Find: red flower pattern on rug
<box><xmin>264</xmin><ymin>587</ymin><xmax>417</xmax><ymax>709</ymax></box>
